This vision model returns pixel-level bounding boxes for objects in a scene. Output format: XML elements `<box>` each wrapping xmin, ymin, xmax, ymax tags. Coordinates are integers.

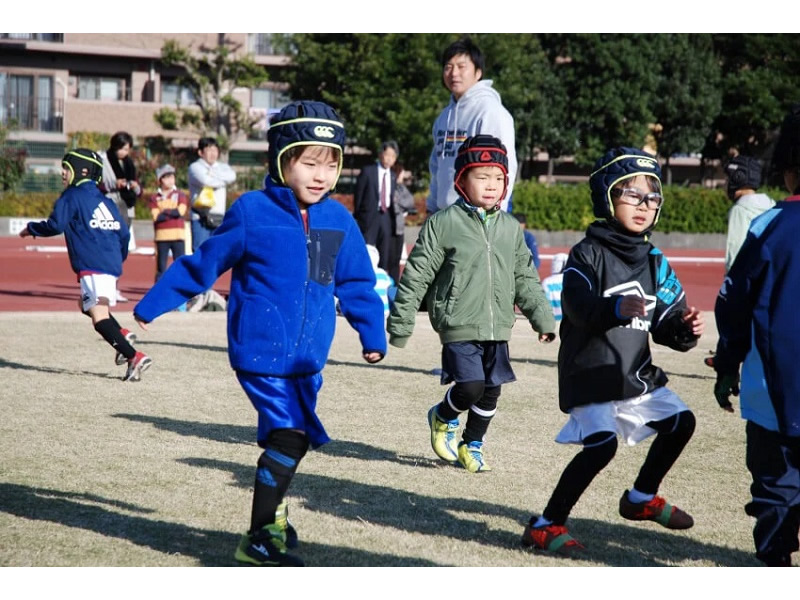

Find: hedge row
<box><xmin>0</xmin><ymin>183</ymin><xmax>787</xmax><ymax>234</ymax></box>
<box><xmin>511</xmin><ymin>181</ymin><xmax>786</xmax><ymax>234</ymax></box>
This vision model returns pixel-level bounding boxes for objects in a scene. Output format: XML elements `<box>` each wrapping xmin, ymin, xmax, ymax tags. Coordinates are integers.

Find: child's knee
<box><xmin>582</xmin><ymin>432</ymin><xmax>618</xmax><ymax>468</ymax></box>
<box><xmin>449</xmin><ymin>381</ymin><xmax>485</xmax><ymax>411</ymax></box>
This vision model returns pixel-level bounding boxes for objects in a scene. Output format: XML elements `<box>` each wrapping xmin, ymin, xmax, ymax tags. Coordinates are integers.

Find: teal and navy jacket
<box><xmin>25</xmin><ymin>181</ymin><xmax>129</xmax><ymax>277</ymax></box>
<box><xmin>715</xmin><ymin>195</ymin><xmax>800</xmax><ymax>436</ymax></box>
<box><xmin>135</xmin><ymin>179</ymin><xmax>387</xmax><ymax>377</ymax></box>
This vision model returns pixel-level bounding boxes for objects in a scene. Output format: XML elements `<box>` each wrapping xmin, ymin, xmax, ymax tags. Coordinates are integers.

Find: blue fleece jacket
<box><xmin>134</xmin><ymin>180</ymin><xmax>387</xmax><ymax>377</ymax></box>
<box><xmin>26</xmin><ymin>181</ymin><xmax>129</xmax><ymax>276</ymax></box>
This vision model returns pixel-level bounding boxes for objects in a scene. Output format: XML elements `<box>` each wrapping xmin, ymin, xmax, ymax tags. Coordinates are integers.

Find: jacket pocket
<box><xmin>308</xmin><ymin>229</ymin><xmax>344</xmax><ymax>286</ymax></box>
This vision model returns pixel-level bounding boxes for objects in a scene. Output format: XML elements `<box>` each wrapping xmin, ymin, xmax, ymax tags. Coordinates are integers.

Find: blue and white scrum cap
<box><xmin>62</xmin><ymin>148</ymin><xmax>103</xmax><ymax>187</ymax></box>
<box><xmin>589</xmin><ymin>146</ymin><xmax>662</xmax><ymax>221</ymax></box>
<box><xmin>267</xmin><ymin>100</ymin><xmax>346</xmax><ymax>186</ymax></box>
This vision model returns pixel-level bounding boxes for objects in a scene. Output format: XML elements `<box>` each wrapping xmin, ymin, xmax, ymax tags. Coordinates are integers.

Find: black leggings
<box><xmin>543</xmin><ymin>410</ymin><xmax>695</xmax><ymax>525</ymax></box>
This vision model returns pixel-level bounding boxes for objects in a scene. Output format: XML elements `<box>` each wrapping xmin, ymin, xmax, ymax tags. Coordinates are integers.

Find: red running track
<box><xmin>0</xmin><ymin>238</ymin><xmax>724</xmax><ymax>312</ymax></box>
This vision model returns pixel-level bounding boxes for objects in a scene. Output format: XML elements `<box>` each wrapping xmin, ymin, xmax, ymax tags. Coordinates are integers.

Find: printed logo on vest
<box><xmin>90</xmin><ymin>203</ymin><xmax>121</xmax><ymax>230</ymax></box>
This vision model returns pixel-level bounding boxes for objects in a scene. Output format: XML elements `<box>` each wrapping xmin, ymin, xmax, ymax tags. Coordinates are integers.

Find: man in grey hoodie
<box><xmin>723</xmin><ymin>155</ymin><xmax>774</xmax><ymax>273</ymax></box>
<box><xmin>426</xmin><ymin>37</ymin><xmax>517</xmax><ymax>215</ymax></box>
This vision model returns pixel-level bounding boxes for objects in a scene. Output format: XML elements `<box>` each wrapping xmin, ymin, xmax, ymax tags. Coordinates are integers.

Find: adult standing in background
<box><xmin>100</xmin><ymin>131</ymin><xmax>141</xmax><ymax>302</ymax></box>
<box><xmin>389</xmin><ymin>164</ymin><xmax>417</xmax><ymax>283</ymax></box>
<box><xmin>353</xmin><ymin>140</ymin><xmax>398</xmax><ymax>277</ymax></box>
<box><xmin>426</xmin><ymin>37</ymin><xmax>517</xmax><ymax>215</ymax></box>
<box><xmin>188</xmin><ymin>137</ymin><xmax>237</xmax><ymax>252</ymax></box>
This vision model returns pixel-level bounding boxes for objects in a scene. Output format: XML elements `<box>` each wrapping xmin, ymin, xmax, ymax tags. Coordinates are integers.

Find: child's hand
<box><xmin>134</xmin><ymin>315</ymin><xmax>149</xmax><ymax>331</ymax></box>
<box><xmin>363</xmin><ymin>351</ymin><xmax>383</xmax><ymax>364</ymax></box>
<box><xmin>682</xmin><ymin>306</ymin><xmax>704</xmax><ymax>337</ymax></box>
<box><xmin>618</xmin><ymin>296</ymin><xmax>647</xmax><ymax>318</ymax></box>
<box><xmin>539</xmin><ymin>332</ymin><xmax>556</xmax><ymax>343</ymax></box>
<box><xmin>18</xmin><ymin>227</ymin><xmax>30</xmax><ymax>238</ymax></box>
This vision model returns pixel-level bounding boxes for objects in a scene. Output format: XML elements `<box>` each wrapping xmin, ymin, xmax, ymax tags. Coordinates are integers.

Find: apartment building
<box><xmin>0</xmin><ymin>33</ymin><xmax>291</xmax><ymax>173</ymax></box>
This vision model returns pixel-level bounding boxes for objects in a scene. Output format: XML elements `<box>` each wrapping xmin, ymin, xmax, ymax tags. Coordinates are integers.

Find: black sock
<box><xmin>94</xmin><ymin>318</ymin><xmax>136</xmax><ymax>360</ymax></box>
<box><xmin>250</xmin><ymin>430</ymin><xmax>309</xmax><ymax>534</ymax></box>
<box><xmin>463</xmin><ymin>385</ymin><xmax>500</xmax><ymax>444</ymax></box>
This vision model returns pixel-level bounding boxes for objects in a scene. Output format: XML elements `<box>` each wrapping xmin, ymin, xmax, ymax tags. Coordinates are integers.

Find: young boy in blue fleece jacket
<box><xmin>133</xmin><ymin>101</ymin><xmax>387</xmax><ymax>567</ymax></box>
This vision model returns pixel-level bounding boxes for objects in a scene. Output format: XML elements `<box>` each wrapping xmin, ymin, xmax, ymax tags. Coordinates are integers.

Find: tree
<box><xmin>706</xmin><ymin>34</ymin><xmax>800</xmax><ymax>162</ymax></box>
<box><xmin>154</xmin><ymin>37</ymin><xmax>270</xmax><ymax>149</ymax></box>
<box><xmin>278</xmin><ymin>33</ymin><xmax>449</xmax><ymax>181</ymax></box>
<box><xmin>650</xmin><ymin>34</ymin><xmax>722</xmax><ymax>184</ymax></box>
<box><xmin>0</xmin><ymin>121</ymin><xmax>27</xmax><ymax>192</ymax></box>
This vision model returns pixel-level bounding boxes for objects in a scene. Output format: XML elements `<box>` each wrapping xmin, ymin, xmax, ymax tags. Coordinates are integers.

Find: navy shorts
<box><xmin>440</xmin><ymin>341</ymin><xmax>516</xmax><ymax>387</ymax></box>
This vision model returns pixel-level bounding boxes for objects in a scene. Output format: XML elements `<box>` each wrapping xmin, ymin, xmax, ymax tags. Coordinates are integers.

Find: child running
<box><xmin>19</xmin><ymin>148</ymin><xmax>149</xmax><ymax>381</ymax></box>
<box><xmin>387</xmin><ymin>135</ymin><xmax>555</xmax><ymax>473</ymax></box>
<box><xmin>522</xmin><ymin>147</ymin><xmax>704</xmax><ymax>554</ymax></box>
<box><xmin>133</xmin><ymin>101</ymin><xmax>387</xmax><ymax>566</ymax></box>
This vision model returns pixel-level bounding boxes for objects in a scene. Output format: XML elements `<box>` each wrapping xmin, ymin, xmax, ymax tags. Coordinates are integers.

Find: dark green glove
<box><xmin>714</xmin><ymin>371</ymin><xmax>739</xmax><ymax>412</ymax></box>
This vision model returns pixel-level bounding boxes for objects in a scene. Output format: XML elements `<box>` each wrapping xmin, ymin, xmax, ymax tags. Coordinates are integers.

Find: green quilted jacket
<box><xmin>387</xmin><ymin>201</ymin><xmax>555</xmax><ymax>347</ymax></box>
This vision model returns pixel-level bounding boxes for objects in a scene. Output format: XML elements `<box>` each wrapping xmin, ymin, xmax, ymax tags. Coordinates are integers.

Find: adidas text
<box><xmin>90</xmin><ymin>219</ymin><xmax>121</xmax><ymax>230</ymax></box>
<box><xmin>624</xmin><ymin>316</ymin><xmax>651</xmax><ymax>332</ymax></box>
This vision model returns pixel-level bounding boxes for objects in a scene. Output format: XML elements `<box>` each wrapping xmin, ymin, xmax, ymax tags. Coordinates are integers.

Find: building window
<box><xmin>249</xmin><ymin>88</ymin><xmax>290</xmax><ymax>140</ymax></box>
<box><xmin>248</xmin><ymin>34</ymin><xmax>275</xmax><ymax>56</ymax></box>
<box><xmin>0</xmin><ymin>33</ymin><xmax>63</xmax><ymax>42</ymax></box>
<box><xmin>0</xmin><ymin>72</ymin><xmax>62</xmax><ymax>132</ymax></box>
<box><xmin>162</xmin><ymin>81</ymin><xmax>196</xmax><ymax>106</ymax></box>
<box><xmin>76</xmin><ymin>76</ymin><xmax>127</xmax><ymax>101</ymax></box>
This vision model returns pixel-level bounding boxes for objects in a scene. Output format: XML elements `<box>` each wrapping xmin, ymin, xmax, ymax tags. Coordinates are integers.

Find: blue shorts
<box><xmin>236</xmin><ymin>371</ymin><xmax>330</xmax><ymax>449</ymax></box>
<box><xmin>440</xmin><ymin>341</ymin><xmax>516</xmax><ymax>387</ymax></box>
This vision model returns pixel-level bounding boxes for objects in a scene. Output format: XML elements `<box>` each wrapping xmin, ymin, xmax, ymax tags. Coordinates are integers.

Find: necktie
<box><xmin>380</xmin><ymin>172</ymin><xmax>387</xmax><ymax>212</ymax></box>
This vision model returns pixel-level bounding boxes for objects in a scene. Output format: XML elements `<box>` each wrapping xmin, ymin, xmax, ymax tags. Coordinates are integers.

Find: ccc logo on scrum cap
<box><xmin>314</xmin><ymin>125</ymin><xmax>336</xmax><ymax>139</ymax></box>
<box><xmin>636</xmin><ymin>158</ymin><xmax>655</xmax><ymax>168</ymax></box>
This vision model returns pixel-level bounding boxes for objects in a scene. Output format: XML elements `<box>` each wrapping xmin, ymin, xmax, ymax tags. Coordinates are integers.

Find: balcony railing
<box><xmin>0</xmin><ymin>33</ymin><xmax>63</xmax><ymax>42</ymax></box>
<box><xmin>0</xmin><ymin>94</ymin><xmax>64</xmax><ymax>133</ymax></box>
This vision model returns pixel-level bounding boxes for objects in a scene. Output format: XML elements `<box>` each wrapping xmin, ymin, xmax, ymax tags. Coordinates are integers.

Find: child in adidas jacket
<box><xmin>522</xmin><ymin>147</ymin><xmax>704</xmax><ymax>554</ymax></box>
<box><xmin>19</xmin><ymin>149</ymin><xmax>150</xmax><ymax>381</ymax></box>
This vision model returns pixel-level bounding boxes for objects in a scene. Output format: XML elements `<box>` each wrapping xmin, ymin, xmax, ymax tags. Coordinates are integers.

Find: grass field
<box><xmin>0</xmin><ymin>310</ymin><xmax>762</xmax><ymax>570</ymax></box>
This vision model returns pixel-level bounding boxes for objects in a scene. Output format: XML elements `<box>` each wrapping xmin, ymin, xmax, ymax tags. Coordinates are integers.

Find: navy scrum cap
<box><xmin>453</xmin><ymin>134</ymin><xmax>509</xmax><ymax>208</ymax></box>
<box><xmin>725</xmin><ymin>155</ymin><xmax>762</xmax><ymax>199</ymax></box>
<box><xmin>589</xmin><ymin>147</ymin><xmax>662</xmax><ymax>221</ymax></box>
<box><xmin>62</xmin><ymin>148</ymin><xmax>103</xmax><ymax>187</ymax></box>
<box><xmin>267</xmin><ymin>100</ymin><xmax>346</xmax><ymax>186</ymax></box>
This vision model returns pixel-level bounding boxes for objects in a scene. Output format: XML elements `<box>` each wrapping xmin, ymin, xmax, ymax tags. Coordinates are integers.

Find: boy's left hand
<box><xmin>539</xmin><ymin>332</ymin><xmax>556</xmax><ymax>343</ymax></box>
<box><xmin>363</xmin><ymin>351</ymin><xmax>384</xmax><ymax>364</ymax></box>
<box><xmin>682</xmin><ymin>306</ymin><xmax>704</xmax><ymax>337</ymax></box>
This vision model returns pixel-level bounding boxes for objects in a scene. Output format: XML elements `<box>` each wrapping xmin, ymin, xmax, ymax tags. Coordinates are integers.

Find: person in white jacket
<box><xmin>188</xmin><ymin>136</ymin><xmax>237</xmax><ymax>252</ymax></box>
<box><xmin>426</xmin><ymin>37</ymin><xmax>517</xmax><ymax>215</ymax></box>
<box><xmin>723</xmin><ymin>155</ymin><xmax>774</xmax><ymax>272</ymax></box>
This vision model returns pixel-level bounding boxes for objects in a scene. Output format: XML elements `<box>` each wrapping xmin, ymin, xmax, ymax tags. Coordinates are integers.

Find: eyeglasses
<box><xmin>612</xmin><ymin>187</ymin><xmax>664</xmax><ymax>209</ymax></box>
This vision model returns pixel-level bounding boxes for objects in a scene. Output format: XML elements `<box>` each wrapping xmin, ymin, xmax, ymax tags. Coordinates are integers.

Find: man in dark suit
<box><xmin>354</xmin><ymin>140</ymin><xmax>399</xmax><ymax>279</ymax></box>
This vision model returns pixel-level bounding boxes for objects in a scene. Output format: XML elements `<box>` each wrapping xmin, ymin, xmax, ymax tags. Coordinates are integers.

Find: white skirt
<box><xmin>555</xmin><ymin>386</ymin><xmax>689</xmax><ymax>447</ymax></box>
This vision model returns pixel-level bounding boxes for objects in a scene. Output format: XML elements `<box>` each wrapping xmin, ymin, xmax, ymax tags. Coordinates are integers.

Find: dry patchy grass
<box><xmin>0</xmin><ymin>311</ymin><xmax>759</xmax><ymax>567</ymax></box>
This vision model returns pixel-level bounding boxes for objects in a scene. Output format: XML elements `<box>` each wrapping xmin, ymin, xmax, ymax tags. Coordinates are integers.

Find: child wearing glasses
<box><xmin>521</xmin><ymin>147</ymin><xmax>705</xmax><ymax>554</ymax></box>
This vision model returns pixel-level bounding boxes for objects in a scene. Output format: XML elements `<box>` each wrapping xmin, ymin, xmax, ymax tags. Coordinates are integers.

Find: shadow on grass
<box><xmin>326</xmin><ymin>358</ymin><xmax>434</xmax><ymax>377</ymax></box>
<box><xmin>0</xmin><ymin>482</ymin><xmax>436</xmax><ymax>566</ymax></box>
<box><xmin>143</xmin><ymin>340</ymin><xmax>228</xmax><ymax>353</ymax></box>
<box><xmin>114</xmin><ymin>414</ymin><xmax>437</xmax><ymax>469</ymax></box>
<box><xmin>0</xmin><ymin>357</ymin><xmax>120</xmax><ymax>380</ymax></box>
<box><xmin>181</xmin><ymin>456</ymin><xmax>759</xmax><ymax>567</ymax></box>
